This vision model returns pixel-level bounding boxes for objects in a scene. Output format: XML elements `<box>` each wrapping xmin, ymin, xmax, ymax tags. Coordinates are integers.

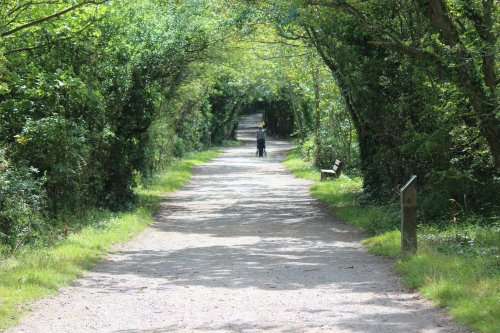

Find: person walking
<box><xmin>256</xmin><ymin>126</ymin><xmax>266</xmax><ymax>157</ymax></box>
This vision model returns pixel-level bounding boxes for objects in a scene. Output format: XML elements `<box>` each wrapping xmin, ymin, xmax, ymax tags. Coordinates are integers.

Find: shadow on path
<box><xmin>8</xmin><ymin>113</ymin><xmax>468</xmax><ymax>333</ymax></box>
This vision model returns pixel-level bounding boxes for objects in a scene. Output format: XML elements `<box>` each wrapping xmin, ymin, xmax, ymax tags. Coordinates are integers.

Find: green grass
<box><xmin>363</xmin><ymin>230</ymin><xmax>401</xmax><ymax>257</ymax></box>
<box><xmin>395</xmin><ymin>247</ymin><xmax>499</xmax><ymax>333</ymax></box>
<box><xmin>0</xmin><ymin>148</ymin><xmax>220</xmax><ymax>329</ymax></box>
<box><xmin>284</xmin><ymin>148</ymin><xmax>500</xmax><ymax>333</ymax></box>
<box><xmin>283</xmin><ymin>148</ymin><xmax>320</xmax><ymax>181</ymax></box>
<box><xmin>284</xmin><ymin>148</ymin><xmax>398</xmax><ymax>235</ymax></box>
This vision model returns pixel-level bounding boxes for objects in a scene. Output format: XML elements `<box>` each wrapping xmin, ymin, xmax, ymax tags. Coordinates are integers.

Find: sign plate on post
<box><xmin>401</xmin><ymin>175</ymin><xmax>417</xmax><ymax>255</ymax></box>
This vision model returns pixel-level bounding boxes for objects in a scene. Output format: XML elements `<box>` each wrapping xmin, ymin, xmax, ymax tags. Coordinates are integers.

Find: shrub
<box><xmin>0</xmin><ymin>163</ymin><xmax>46</xmax><ymax>250</ymax></box>
<box><xmin>13</xmin><ymin>116</ymin><xmax>88</xmax><ymax>215</ymax></box>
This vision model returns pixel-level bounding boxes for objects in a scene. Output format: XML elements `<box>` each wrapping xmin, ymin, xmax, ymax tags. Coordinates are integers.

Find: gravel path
<box><xmin>8</xmin><ymin>114</ymin><xmax>468</xmax><ymax>333</ymax></box>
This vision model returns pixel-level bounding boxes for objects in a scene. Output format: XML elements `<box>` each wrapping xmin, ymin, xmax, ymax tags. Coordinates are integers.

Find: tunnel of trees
<box><xmin>0</xmin><ymin>0</ymin><xmax>498</xmax><ymax>249</ymax></box>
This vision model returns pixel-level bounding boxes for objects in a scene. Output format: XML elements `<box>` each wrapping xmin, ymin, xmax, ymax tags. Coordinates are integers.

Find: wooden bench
<box><xmin>320</xmin><ymin>159</ymin><xmax>344</xmax><ymax>181</ymax></box>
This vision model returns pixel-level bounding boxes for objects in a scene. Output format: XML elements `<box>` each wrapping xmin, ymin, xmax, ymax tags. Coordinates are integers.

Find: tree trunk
<box><xmin>312</xmin><ymin>66</ymin><xmax>322</xmax><ymax>167</ymax></box>
<box><xmin>307</xmin><ymin>27</ymin><xmax>368</xmax><ymax>168</ymax></box>
<box><xmin>417</xmin><ymin>0</ymin><xmax>499</xmax><ymax>170</ymax></box>
<box><xmin>289</xmin><ymin>85</ymin><xmax>305</xmax><ymax>140</ymax></box>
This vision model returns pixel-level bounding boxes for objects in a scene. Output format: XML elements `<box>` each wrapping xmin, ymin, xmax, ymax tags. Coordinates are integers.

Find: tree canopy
<box><xmin>1</xmin><ymin>0</ymin><xmax>498</xmax><ymax>249</ymax></box>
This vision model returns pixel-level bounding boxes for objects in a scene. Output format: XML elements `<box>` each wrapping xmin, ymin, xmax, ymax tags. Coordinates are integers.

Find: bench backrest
<box><xmin>333</xmin><ymin>159</ymin><xmax>344</xmax><ymax>174</ymax></box>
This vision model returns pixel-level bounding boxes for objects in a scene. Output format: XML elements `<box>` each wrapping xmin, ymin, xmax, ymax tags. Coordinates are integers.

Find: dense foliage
<box><xmin>0</xmin><ymin>0</ymin><xmax>249</xmax><ymax>249</ymax></box>
<box><xmin>0</xmin><ymin>0</ymin><xmax>498</xmax><ymax>250</ymax></box>
<box><xmin>252</xmin><ymin>0</ymin><xmax>499</xmax><ymax>221</ymax></box>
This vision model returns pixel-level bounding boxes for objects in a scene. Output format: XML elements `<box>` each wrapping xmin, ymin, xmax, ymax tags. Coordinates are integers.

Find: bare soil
<box><xmin>7</xmin><ymin>114</ymin><xmax>469</xmax><ymax>332</ymax></box>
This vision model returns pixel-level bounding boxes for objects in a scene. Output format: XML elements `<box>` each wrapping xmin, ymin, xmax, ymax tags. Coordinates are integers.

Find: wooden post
<box><xmin>401</xmin><ymin>175</ymin><xmax>417</xmax><ymax>255</ymax></box>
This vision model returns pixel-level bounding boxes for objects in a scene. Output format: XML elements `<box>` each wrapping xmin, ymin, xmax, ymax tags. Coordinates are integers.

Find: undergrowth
<box><xmin>284</xmin><ymin>147</ymin><xmax>500</xmax><ymax>333</ymax></box>
<box><xmin>0</xmin><ymin>149</ymin><xmax>220</xmax><ymax>329</ymax></box>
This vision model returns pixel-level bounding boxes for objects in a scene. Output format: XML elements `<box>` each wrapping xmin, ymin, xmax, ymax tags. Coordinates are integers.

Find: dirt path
<box><xmin>8</xmin><ymin>114</ymin><xmax>468</xmax><ymax>333</ymax></box>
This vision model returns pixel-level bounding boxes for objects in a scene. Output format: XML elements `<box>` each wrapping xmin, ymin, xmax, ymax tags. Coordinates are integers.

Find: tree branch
<box><xmin>1</xmin><ymin>0</ymin><xmax>109</xmax><ymax>38</ymax></box>
<box><xmin>307</xmin><ymin>0</ymin><xmax>436</xmax><ymax>63</ymax></box>
<box><xmin>241</xmin><ymin>39</ymin><xmax>306</xmax><ymax>48</ymax></box>
<box><xmin>367</xmin><ymin>41</ymin><xmax>428</xmax><ymax>60</ymax></box>
<box><xmin>3</xmin><ymin>19</ymin><xmax>100</xmax><ymax>56</ymax></box>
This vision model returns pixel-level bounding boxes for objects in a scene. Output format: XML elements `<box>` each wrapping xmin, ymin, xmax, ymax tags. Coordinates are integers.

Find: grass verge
<box><xmin>284</xmin><ymin>148</ymin><xmax>499</xmax><ymax>333</ymax></box>
<box><xmin>0</xmin><ymin>149</ymin><xmax>220</xmax><ymax>329</ymax></box>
